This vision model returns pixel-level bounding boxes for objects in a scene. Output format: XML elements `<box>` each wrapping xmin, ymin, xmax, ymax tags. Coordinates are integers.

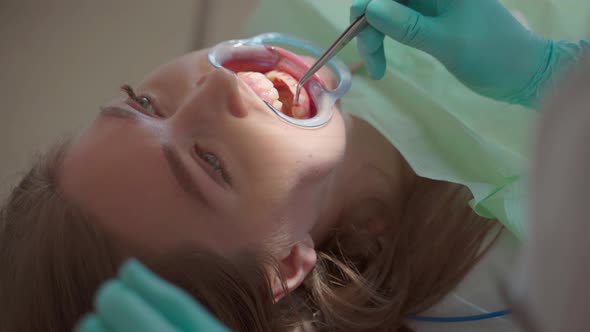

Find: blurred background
<box><xmin>0</xmin><ymin>0</ymin><xmax>257</xmax><ymax>194</ymax></box>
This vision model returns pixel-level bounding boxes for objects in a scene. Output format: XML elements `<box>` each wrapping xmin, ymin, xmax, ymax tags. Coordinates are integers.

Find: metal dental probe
<box><xmin>294</xmin><ymin>14</ymin><xmax>368</xmax><ymax>104</ymax></box>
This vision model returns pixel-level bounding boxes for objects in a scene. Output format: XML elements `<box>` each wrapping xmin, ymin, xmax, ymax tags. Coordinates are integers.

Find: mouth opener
<box><xmin>294</xmin><ymin>14</ymin><xmax>368</xmax><ymax>104</ymax></box>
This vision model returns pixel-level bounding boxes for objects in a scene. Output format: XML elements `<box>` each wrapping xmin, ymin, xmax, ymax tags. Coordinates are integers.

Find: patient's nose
<box><xmin>168</xmin><ymin>68</ymin><xmax>246</xmax><ymax>136</ymax></box>
<box><xmin>189</xmin><ymin>68</ymin><xmax>246</xmax><ymax>118</ymax></box>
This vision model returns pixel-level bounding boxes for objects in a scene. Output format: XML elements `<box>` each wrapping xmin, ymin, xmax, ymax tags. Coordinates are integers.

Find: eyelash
<box><xmin>121</xmin><ymin>84</ymin><xmax>159</xmax><ymax>116</ymax></box>
<box><xmin>121</xmin><ymin>84</ymin><xmax>231</xmax><ymax>185</ymax></box>
<box><xmin>197</xmin><ymin>151</ymin><xmax>231</xmax><ymax>184</ymax></box>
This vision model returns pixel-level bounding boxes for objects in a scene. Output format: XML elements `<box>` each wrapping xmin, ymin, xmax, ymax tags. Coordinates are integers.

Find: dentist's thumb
<box><xmin>364</xmin><ymin>0</ymin><xmax>436</xmax><ymax>51</ymax></box>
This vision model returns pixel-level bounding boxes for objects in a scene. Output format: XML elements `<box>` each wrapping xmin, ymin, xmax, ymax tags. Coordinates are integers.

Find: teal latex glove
<box><xmin>75</xmin><ymin>259</ymin><xmax>230</xmax><ymax>332</ymax></box>
<box><xmin>350</xmin><ymin>0</ymin><xmax>555</xmax><ymax>106</ymax></box>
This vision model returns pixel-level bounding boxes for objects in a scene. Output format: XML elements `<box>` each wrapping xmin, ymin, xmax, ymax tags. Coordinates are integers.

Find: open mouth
<box><xmin>221</xmin><ymin>47</ymin><xmax>324</xmax><ymax>120</ymax></box>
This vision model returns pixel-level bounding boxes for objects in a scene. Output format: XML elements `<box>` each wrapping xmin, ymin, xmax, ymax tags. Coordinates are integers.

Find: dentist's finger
<box><xmin>120</xmin><ymin>260</ymin><xmax>229</xmax><ymax>331</ymax></box>
<box><xmin>350</xmin><ymin>0</ymin><xmax>371</xmax><ymax>19</ymax></box>
<box><xmin>359</xmin><ymin>44</ymin><xmax>387</xmax><ymax>79</ymax></box>
<box><xmin>365</xmin><ymin>0</ymin><xmax>437</xmax><ymax>51</ymax></box>
<box><xmin>357</xmin><ymin>26</ymin><xmax>385</xmax><ymax>55</ymax></box>
<box><xmin>96</xmin><ymin>280</ymin><xmax>180</xmax><ymax>332</ymax></box>
<box><xmin>74</xmin><ymin>314</ymin><xmax>113</xmax><ymax>332</ymax></box>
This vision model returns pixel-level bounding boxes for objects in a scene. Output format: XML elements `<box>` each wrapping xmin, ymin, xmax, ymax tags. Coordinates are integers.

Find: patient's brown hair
<box><xmin>0</xmin><ymin>141</ymin><xmax>500</xmax><ymax>331</ymax></box>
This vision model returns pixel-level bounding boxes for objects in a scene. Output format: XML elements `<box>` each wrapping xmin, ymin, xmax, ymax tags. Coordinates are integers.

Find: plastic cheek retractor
<box><xmin>207</xmin><ymin>33</ymin><xmax>352</xmax><ymax>128</ymax></box>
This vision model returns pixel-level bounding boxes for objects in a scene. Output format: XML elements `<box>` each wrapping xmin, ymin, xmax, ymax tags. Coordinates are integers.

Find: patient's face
<box><xmin>60</xmin><ymin>49</ymin><xmax>346</xmax><ymax>255</ymax></box>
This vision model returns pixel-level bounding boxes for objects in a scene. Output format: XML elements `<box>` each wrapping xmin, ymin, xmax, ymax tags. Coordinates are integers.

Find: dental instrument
<box><xmin>295</xmin><ymin>14</ymin><xmax>368</xmax><ymax>104</ymax></box>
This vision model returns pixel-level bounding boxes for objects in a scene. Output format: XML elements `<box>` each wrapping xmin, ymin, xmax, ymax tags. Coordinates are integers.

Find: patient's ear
<box><xmin>271</xmin><ymin>234</ymin><xmax>317</xmax><ymax>303</ymax></box>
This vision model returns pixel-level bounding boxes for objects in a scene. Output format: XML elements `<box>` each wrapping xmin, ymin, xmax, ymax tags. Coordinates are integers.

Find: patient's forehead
<box><xmin>59</xmin><ymin>119</ymin><xmax>244</xmax><ymax>255</ymax></box>
<box><xmin>139</xmin><ymin>49</ymin><xmax>214</xmax><ymax>86</ymax></box>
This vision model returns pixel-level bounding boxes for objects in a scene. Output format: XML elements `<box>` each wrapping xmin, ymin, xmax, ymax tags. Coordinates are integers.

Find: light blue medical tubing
<box><xmin>208</xmin><ymin>32</ymin><xmax>352</xmax><ymax>128</ymax></box>
<box><xmin>411</xmin><ymin>309</ymin><xmax>512</xmax><ymax>323</ymax></box>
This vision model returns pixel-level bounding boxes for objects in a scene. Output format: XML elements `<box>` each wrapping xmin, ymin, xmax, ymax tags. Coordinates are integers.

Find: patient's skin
<box><xmin>60</xmin><ymin>49</ymin><xmax>415</xmax><ymax>260</ymax></box>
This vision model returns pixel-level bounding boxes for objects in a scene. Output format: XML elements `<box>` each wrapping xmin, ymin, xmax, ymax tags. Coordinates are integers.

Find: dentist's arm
<box><xmin>516</xmin><ymin>57</ymin><xmax>590</xmax><ymax>332</ymax></box>
<box><xmin>351</xmin><ymin>0</ymin><xmax>589</xmax><ymax>107</ymax></box>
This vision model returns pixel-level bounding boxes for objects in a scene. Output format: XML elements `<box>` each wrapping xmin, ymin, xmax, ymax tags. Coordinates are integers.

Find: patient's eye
<box><xmin>200</xmin><ymin>152</ymin><xmax>222</xmax><ymax>171</ymax></box>
<box><xmin>136</xmin><ymin>96</ymin><xmax>156</xmax><ymax>115</ymax></box>
<box><xmin>121</xmin><ymin>84</ymin><xmax>160</xmax><ymax>116</ymax></box>
<box><xmin>197</xmin><ymin>150</ymin><xmax>231</xmax><ymax>184</ymax></box>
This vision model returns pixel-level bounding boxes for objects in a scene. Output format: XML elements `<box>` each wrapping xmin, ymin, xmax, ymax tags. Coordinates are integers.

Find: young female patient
<box><xmin>0</xmin><ymin>46</ymin><xmax>501</xmax><ymax>331</ymax></box>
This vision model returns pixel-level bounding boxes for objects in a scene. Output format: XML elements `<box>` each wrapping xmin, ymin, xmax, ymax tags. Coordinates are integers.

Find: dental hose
<box><xmin>410</xmin><ymin>309</ymin><xmax>512</xmax><ymax>323</ymax></box>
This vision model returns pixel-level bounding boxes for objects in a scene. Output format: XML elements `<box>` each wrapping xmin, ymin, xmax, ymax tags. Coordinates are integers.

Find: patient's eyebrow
<box><xmin>99</xmin><ymin>107</ymin><xmax>209</xmax><ymax>205</ymax></box>
<box><xmin>161</xmin><ymin>143</ymin><xmax>209</xmax><ymax>206</ymax></box>
<box><xmin>99</xmin><ymin>106</ymin><xmax>140</xmax><ymax>121</ymax></box>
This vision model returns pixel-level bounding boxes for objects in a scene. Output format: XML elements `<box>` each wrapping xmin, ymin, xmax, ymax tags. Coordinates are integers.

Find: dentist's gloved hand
<box><xmin>75</xmin><ymin>259</ymin><xmax>230</xmax><ymax>332</ymax></box>
<box><xmin>351</xmin><ymin>0</ymin><xmax>554</xmax><ymax>106</ymax></box>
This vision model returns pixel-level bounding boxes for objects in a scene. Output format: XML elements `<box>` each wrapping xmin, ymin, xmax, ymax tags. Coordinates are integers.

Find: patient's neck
<box><xmin>311</xmin><ymin>113</ymin><xmax>416</xmax><ymax>244</ymax></box>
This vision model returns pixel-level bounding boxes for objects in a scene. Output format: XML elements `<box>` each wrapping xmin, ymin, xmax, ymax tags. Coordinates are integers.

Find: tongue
<box><xmin>237</xmin><ymin>70</ymin><xmax>312</xmax><ymax>119</ymax></box>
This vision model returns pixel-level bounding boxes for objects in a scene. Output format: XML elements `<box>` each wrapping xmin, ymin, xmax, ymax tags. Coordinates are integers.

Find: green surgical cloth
<box><xmin>244</xmin><ymin>0</ymin><xmax>590</xmax><ymax>240</ymax></box>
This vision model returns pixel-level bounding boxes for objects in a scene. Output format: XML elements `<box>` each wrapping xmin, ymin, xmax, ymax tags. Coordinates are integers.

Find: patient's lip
<box><xmin>268</xmin><ymin>47</ymin><xmax>327</xmax><ymax>87</ymax></box>
<box><xmin>221</xmin><ymin>46</ymin><xmax>327</xmax><ymax>88</ymax></box>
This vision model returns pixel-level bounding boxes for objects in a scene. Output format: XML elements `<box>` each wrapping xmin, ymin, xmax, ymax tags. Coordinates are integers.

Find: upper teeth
<box><xmin>237</xmin><ymin>72</ymin><xmax>279</xmax><ymax>102</ymax></box>
<box><xmin>237</xmin><ymin>70</ymin><xmax>310</xmax><ymax>119</ymax></box>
